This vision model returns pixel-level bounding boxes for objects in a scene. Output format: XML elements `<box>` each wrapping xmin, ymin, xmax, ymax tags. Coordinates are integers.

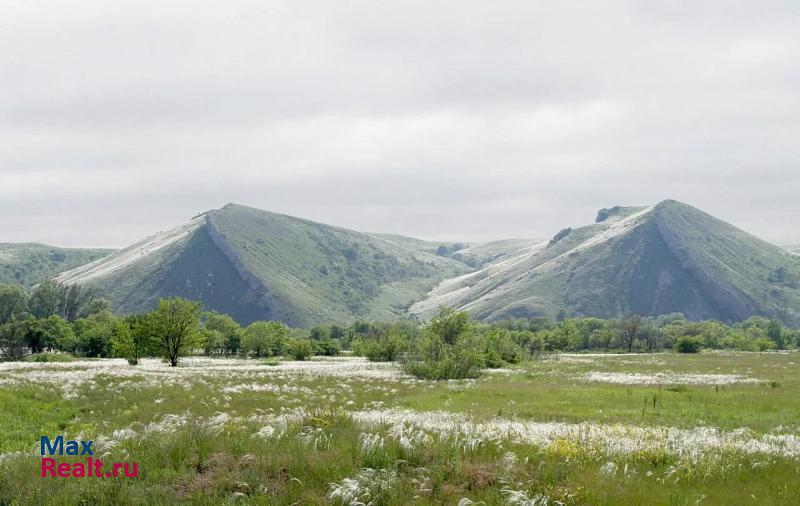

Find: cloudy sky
<box><xmin>2</xmin><ymin>0</ymin><xmax>799</xmax><ymax>248</ymax></box>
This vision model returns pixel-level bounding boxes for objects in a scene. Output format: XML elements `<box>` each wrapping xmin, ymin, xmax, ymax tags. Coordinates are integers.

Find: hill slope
<box><xmin>56</xmin><ymin>204</ymin><xmax>468</xmax><ymax>326</ymax></box>
<box><xmin>412</xmin><ymin>200</ymin><xmax>800</xmax><ymax>326</ymax></box>
<box><xmin>0</xmin><ymin>244</ymin><xmax>113</xmax><ymax>287</ymax></box>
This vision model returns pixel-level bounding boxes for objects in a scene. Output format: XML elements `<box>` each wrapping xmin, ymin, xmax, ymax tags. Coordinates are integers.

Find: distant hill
<box><xmin>0</xmin><ymin>244</ymin><xmax>113</xmax><ymax>288</ymax></box>
<box><xmin>411</xmin><ymin>200</ymin><xmax>800</xmax><ymax>326</ymax></box>
<box><xmin>374</xmin><ymin>235</ymin><xmax>545</xmax><ymax>269</ymax></box>
<box><xmin>373</xmin><ymin>234</ymin><xmax>449</xmax><ymax>255</ymax></box>
<box><xmin>56</xmin><ymin>204</ymin><xmax>468</xmax><ymax>326</ymax></box>
<box><xmin>450</xmin><ymin>239</ymin><xmax>546</xmax><ymax>268</ymax></box>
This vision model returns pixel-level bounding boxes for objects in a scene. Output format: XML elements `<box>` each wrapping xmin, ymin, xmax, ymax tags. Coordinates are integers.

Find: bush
<box><xmin>754</xmin><ymin>337</ymin><xmax>776</xmax><ymax>351</ymax></box>
<box><xmin>482</xmin><ymin>347</ymin><xmax>504</xmax><ymax>368</ymax></box>
<box><xmin>314</xmin><ymin>338</ymin><xmax>341</xmax><ymax>356</ymax></box>
<box><xmin>288</xmin><ymin>339</ymin><xmax>314</xmax><ymax>361</ymax></box>
<box><xmin>720</xmin><ymin>332</ymin><xmax>757</xmax><ymax>351</ymax></box>
<box><xmin>484</xmin><ymin>330</ymin><xmax>527</xmax><ymax>366</ymax></box>
<box><xmin>675</xmin><ymin>336</ymin><xmax>703</xmax><ymax>353</ymax></box>
<box><xmin>23</xmin><ymin>352</ymin><xmax>74</xmax><ymax>363</ymax></box>
<box><xmin>355</xmin><ymin>334</ymin><xmax>406</xmax><ymax>362</ymax></box>
<box><xmin>403</xmin><ymin>335</ymin><xmax>484</xmax><ymax>380</ymax></box>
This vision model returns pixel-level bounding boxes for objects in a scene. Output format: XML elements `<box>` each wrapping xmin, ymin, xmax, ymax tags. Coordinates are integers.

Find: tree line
<box><xmin>2</xmin><ymin>281</ymin><xmax>798</xmax><ymax>374</ymax></box>
<box><xmin>0</xmin><ymin>282</ymin><xmax>327</xmax><ymax>366</ymax></box>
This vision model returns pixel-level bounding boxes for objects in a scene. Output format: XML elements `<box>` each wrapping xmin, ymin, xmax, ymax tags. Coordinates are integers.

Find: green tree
<box><xmin>24</xmin><ymin>315</ymin><xmax>73</xmax><ymax>353</ymax></box>
<box><xmin>242</xmin><ymin>321</ymin><xmax>289</xmax><ymax>357</ymax></box>
<box><xmin>309</xmin><ymin>325</ymin><xmax>330</xmax><ymax>341</ymax></box>
<box><xmin>576</xmin><ymin>318</ymin><xmax>607</xmax><ymax>350</ymax></box>
<box><xmin>617</xmin><ymin>315</ymin><xmax>644</xmax><ymax>352</ymax></box>
<box><xmin>28</xmin><ymin>281</ymin><xmax>99</xmax><ymax>322</ymax></box>
<box><xmin>202</xmin><ymin>329</ymin><xmax>225</xmax><ymax>356</ymax></box>
<box><xmin>60</xmin><ymin>284</ymin><xmax>97</xmax><ymax>321</ymax></box>
<box><xmin>202</xmin><ymin>312</ymin><xmax>242</xmax><ymax>355</ymax></box>
<box><xmin>111</xmin><ymin>315</ymin><xmax>151</xmax><ymax>365</ymax></box>
<box><xmin>0</xmin><ymin>283</ymin><xmax>29</xmax><ymax>324</ymax></box>
<box><xmin>111</xmin><ymin>321</ymin><xmax>136</xmax><ymax>364</ymax></box>
<box><xmin>549</xmin><ymin>319</ymin><xmax>579</xmax><ymax>351</ymax></box>
<box><xmin>81</xmin><ymin>298</ymin><xmax>111</xmax><ymax>318</ymax></box>
<box><xmin>427</xmin><ymin>307</ymin><xmax>472</xmax><ymax>344</ymax></box>
<box><xmin>72</xmin><ymin>312</ymin><xmax>117</xmax><ymax>357</ymax></box>
<box><xmin>0</xmin><ymin>317</ymin><xmax>28</xmax><ymax>360</ymax></box>
<box><xmin>147</xmin><ymin>298</ymin><xmax>203</xmax><ymax>366</ymax></box>
<box><xmin>28</xmin><ymin>280</ymin><xmax>62</xmax><ymax>318</ymax></box>
<box><xmin>766</xmin><ymin>320</ymin><xmax>785</xmax><ymax>349</ymax></box>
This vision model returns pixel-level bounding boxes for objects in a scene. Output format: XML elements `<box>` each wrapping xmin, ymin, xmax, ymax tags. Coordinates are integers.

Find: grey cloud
<box><xmin>1</xmin><ymin>0</ymin><xmax>799</xmax><ymax>247</ymax></box>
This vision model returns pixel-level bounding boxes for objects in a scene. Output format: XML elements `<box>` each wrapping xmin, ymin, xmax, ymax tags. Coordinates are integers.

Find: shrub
<box><xmin>720</xmin><ymin>332</ymin><xmax>757</xmax><ymax>351</ymax></box>
<box><xmin>754</xmin><ymin>337</ymin><xmax>776</xmax><ymax>351</ymax></box>
<box><xmin>288</xmin><ymin>339</ymin><xmax>314</xmax><ymax>361</ymax></box>
<box><xmin>482</xmin><ymin>347</ymin><xmax>504</xmax><ymax>368</ymax></box>
<box><xmin>403</xmin><ymin>335</ymin><xmax>484</xmax><ymax>380</ymax></box>
<box><xmin>675</xmin><ymin>336</ymin><xmax>703</xmax><ymax>353</ymax></box>
<box><xmin>355</xmin><ymin>334</ymin><xmax>406</xmax><ymax>362</ymax></box>
<box><xmin>484</xmin><ymin>330</ymin><xmax>527</xmax><ymax>365</ymax></box>
<box><xmin>23</xmin><ymin>352</ymin><xmax>74</xmax><ymax>363</ymax></box>
<box><xmin>314</xmin><ymin>338</ymin><xmax>341</xmax><ymax>356</ymax></box>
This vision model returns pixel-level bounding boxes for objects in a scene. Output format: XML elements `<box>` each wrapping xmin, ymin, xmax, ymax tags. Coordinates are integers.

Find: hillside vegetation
<box><xmin>0</xmin><ymin>244</ymin><xmax>112</xmax><ymax>287</ymax></box>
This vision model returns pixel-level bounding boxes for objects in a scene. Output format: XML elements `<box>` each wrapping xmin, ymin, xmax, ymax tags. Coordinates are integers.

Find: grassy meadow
<box><xmin>1</xmin><ymin>352</ymin><xmax>799</xmax><ymax>505</ymax></box>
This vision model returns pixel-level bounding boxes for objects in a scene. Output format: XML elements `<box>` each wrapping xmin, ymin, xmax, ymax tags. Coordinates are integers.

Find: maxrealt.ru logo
<box><xmin>40</xmin><ymin>436</ymin><xmax>138</xmax><ymax>478</ymax></box>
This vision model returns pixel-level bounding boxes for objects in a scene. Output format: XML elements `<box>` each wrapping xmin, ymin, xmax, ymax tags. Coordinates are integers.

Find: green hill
<box><xmin>450</xmin><ymin>239</ymin><xmax>545</xmax><ymax>268</ymax></box>
<box><xmin>56</xmin><ymin>204</ymin><xmax>468</xmax><ymax>326</ymax></box>
<box><xmin>412</xmin><ymin>200</ymin><xmax>800</xmax><ymax>326</ymax></box>
<box><xmin>373</xmin><ymin>234</ymin><xmax>447</xmax><ymax>255</ymax></box>
<box><xmin>0</xmin><ymin>244</ymin><xmax>113</xmax><ymax>288</ymax></box>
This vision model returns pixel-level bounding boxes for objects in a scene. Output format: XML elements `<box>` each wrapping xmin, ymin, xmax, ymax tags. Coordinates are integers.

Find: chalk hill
<box><xmin>55</xmin><ymin>204</ymin><xmax>467</xmax><ymax>326</ymax></box>
<box><xmin>411</xmin><ymin>200</ymin><xmax>800</xmax><ymax>326</ymax></box>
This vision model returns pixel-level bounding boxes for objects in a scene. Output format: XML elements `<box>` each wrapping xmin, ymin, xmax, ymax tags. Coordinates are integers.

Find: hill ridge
<box><xmin>0</xmin><ymin>243</ymin><xmax>113</xmax><ymax>288</ymax></box>
<box><xmin>412</xmin><ymin>200</ymin><xmax>800</xmax><ymax>325</ymax></box>
<box><xmin>54</xmin><ymin>203</ymin><xmax>469</xmax><ymax>326</ymax></box>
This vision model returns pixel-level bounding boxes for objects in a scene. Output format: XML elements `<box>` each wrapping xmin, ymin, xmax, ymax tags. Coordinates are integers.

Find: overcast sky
<box><xmin>1</xmin><ymin>0</ymin><xmax>799</xmax><ymax>248</ymax></box>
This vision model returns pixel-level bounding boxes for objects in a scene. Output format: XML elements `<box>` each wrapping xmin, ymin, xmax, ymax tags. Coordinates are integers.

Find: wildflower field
<box><xmin>1</xmin><ymin>352</ymin><xmax>798</xmax><ymax>505</ymax></box>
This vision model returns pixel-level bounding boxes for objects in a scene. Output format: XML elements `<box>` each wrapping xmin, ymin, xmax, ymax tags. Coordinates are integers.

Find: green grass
<box><xmin>400</xmin><ymin>352</ymin><xmax>800</xmax><ymax>431</ymax></box>
<box><xmin>1</xmin><ymin>352</ymin><xmax>798</xmax><ymax>504</ymax></box>
<box><xmin>0</xmin><ymin>387</ymin><xmax>78</xmax><ymax>453</ymax></box>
